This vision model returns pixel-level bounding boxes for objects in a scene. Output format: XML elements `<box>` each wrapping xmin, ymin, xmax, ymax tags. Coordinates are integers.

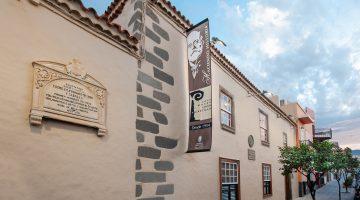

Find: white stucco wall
<box><xmin>0</xmin><ymin>1</ymin><xmax>139</xmax><ymax>200</ymax></box>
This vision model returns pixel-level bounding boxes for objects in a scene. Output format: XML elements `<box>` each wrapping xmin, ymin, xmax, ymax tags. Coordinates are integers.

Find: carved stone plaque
<box><xmin>30</xmin><ymin>60</ymin><xmax>107</xmax><ymax>136</ymax></box>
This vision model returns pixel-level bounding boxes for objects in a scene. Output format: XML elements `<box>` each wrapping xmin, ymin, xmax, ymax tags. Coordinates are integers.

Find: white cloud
<box><xmin>350</xmin><ymin>51</ymin><xmax>360</xmax><ymax>71</ymax></box>
<box><xmin>318</xmin><ymin>70</ymin><xmax>330</xmax><ymax>86</ymax></box>
<box><xmin>218</xmin><ymin>0</ymin><xmax>243</xmax><ymax>19</ymax></box>
<box><xmin>288</xmin><ymin>30</ymin><xmax>311</xmax><ymax>49</ymax></box>
<box><xmin>213</xmin><ymin>0</ymin><xmax>360</xmax><ymax>127</ymax></box>
<box><xmin>248</xmin><ymin>2</ymin><xmax>289</xmax><ymax>28</ymax></box>
<box><xmin>296</xmin><ymin>81</ymin><xmax>317</xmax><ymax>106</ymax></box>
<box><xmin>340</xmin><ymin>104</ymin><xmax>352</xmax><ymax>115</ymax></box>
<box><xmin>235</xmin><ymin>5</ymin><xmax>242</xmax><ymax>17</ymax></box>
<box><xmin>330</xmin><ymin>118</ymin><xmax>360</xmax><ymax>150</ymax></box>
<box><xmin>260</xmin><ymin>37</ymin><xmax>284</xmax><ymax>58</ymax></box>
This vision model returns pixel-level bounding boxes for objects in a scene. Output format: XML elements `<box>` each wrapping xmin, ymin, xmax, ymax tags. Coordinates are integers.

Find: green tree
<box><xmin>279</xmin><ymin>141</ymin><xmax>334</xmax><ymax>200</ymax></box>
<box><xmin>332</xmin><ymin>147</ymin><xmax>360</xmax><ymax>199</ymax></box>
<box><xmin>331</xmin><ymin>146</ymin><xmax>348</xmax><ymax>200</ymax></box>
<box><xmin>331</xmin><ymin>147</ymin><xmax>360</xmax><ymax>200</ymax></box>
<box><xmin>344</xmin><ymin>148</ymin><xmax>360</xmax><ymax>178</ymax></box>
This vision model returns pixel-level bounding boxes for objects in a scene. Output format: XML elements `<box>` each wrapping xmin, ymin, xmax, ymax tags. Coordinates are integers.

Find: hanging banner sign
<box><xmin>186</xmin><ymin>19</ymin><xmax>212</xmax><ymax>152</ymax></box>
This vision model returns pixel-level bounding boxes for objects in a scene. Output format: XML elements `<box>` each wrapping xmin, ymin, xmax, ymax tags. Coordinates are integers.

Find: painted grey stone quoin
<box><xmin>135</xmin><ymin>172</ymin><xmax>166</xmax><ymax>183</ymax></box>
<box><xmin>155</xmin><ymin>136</ymin><xmax>178</xmax><ymax>149</ymax></box>
<box><xmin>146</xmin><ymin>7</ymin><xmax>159</xmax><ymax>23</ymax></box>
<box><xmin>137</xmin><ymin>95</ymin><xmax>161</xmax><ymax>111</ymax></box>
<box><xmin>145</xmin><ymin>27</ymin><xmax>161</xmax><ymax>44</ymax></box>
<box><xmin>137</xmin><ymin>106</ymin><xmax>143</xmax><ymax>118</ymax></box>
<box><xmin>136</xmin><ymin>119</ymin><xmax>159</xmax><ymax>134</ymax></box>
<box><xmin>128</xmin><ymin>11</ymin><xmax>142</xmax><ymax>27</ymax></box>
<box><xmin>153</xmin><ymin>112</ymin><xmax>168</xmax><ymax>125</ymax></box>
<box><xmin>152</xmin><ymin>23</ymin><xmax>170</xmax><ymax>41</ymax></box>
<box><xmin>133</xmin><ymin>20</ymin><xmax>143</xmax><ymax>33</ymax></box>
<box><xmin>145</xmin><ymin>51</ymin><xmax>163</xmax><ymax>69</ymax></box>
<box><xmin>134</xmin><ymin>0</ymin><xmax>143</xmax><ymax>11</ymax></box>
<box><xmin>156</xmin><ymin>184</ymin><xmax>174</xmax><ymax>195</ymax></box>
<box><xmin>136</xmin><ymin>184</ymin><xmax>142</xmax><ymax>197</ymax></box>
<box><xmin>153</xmin><ymin>67</ymin><xmax>174</xmax><ymax>86</ymax></box>
<box><xmin>137</xmin><ymin>82</ymin><xmax>142</xmax><ymax>92</ymax></box>
<box><xmin>136</xmin><ymin>159</ymin><xmax>142</xmax><ymax>170</ymax></box>
<box><xmin>154</xmin><ymin>47</ymin><xmax>169</xmax><ymax>61</ymax></box>
<box><xmin>136</xmin><ymin>132</ymin><xmax>144</xmax><ymax>142</ymax></box>
<box><xmin>153</xmin><ymin>90</ymin><xmax>170</xmax><ymax>104</ymax></box>
<box><xmin>154</xmin><ymin>161</ymin><xmax>174</xmax><ymax>171</ymax></box>
<box><xmin>137</xmin><ymin>71</ymin><xmax>162</xmax><ymax>90</ymax></box>
<box><xmin>134</xmin><ymin>32</ymin><xmax>142</xmax><ymax>40</ymax></box>
<box><xmin>138</xmin><ymin>197</ymin><xmax>164</xmax><ymax>200</ymax></box>
<box><xmin>138</xmin><ymin>146</ymin><xmax>161</xmax><ymax>159</ymax></box>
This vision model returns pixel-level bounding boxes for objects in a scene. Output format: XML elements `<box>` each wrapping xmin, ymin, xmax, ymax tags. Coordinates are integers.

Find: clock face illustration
<box><xmin>248</xmin><ymin>135</ymin><xmax>254</xmax><ymax>148</ymax></box>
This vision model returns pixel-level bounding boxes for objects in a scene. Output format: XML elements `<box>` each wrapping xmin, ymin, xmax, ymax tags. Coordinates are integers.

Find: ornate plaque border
<box><xmin>29</xmin><ymin>60</ymin><xmax>107</xmax><ymax>136</ymax></box>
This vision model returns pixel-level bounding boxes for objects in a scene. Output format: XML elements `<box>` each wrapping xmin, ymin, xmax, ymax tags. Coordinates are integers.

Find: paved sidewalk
<box><xmin>295</xmin><ymin>180</ymin><xmax>354</xmax><ymax>200</ymax></box>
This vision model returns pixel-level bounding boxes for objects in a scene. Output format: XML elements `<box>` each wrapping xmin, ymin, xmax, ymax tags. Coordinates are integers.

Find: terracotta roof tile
<box><xmin>103</xmin><ymin>0</ymin><xmax>121</xmax><ymax>18</ymax></box>
<box><xmin>149</xmin><ymin>0</ymin><xmax>191</xmax><ymax>28</ymax></box>
<box><xmin>47</xmin><ymin>0</ymin><xmax>138</xmax><ymax>51</ymax></box>
<box><xmin>104</xmin><ymin>0</ymin><xmax>129</xmax><ymax>22</ymax></box>
<box><xmin>104</xmin><ymin>0</ymin><xmax>192</xmax><ymax>28</ymax></box>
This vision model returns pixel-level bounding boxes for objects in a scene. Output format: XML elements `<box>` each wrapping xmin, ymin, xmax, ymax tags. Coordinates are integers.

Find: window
<box><xmin>300</xmin><ymin>127</ymin><xmax>306</xmax><ymax>141</ymax></box>
<box><xmin>262</xmin><ymin>163</ymin><xmax>272</xmax><ymax>197</ymax></box>
<box><xmin>283</xmin><ymin>133</ymin><xmax>288</xmax><ymax>146</ymax></box>
<box><xmin>220</xmin><ymin>91</ymin><xmax>234</xmax><ymax>132</ymax></box>
<box><xmin>220</xmin><ymin>158</ymin><xmax>240</xmax><ymax>200</ymax></box>
<box><xmin>259</xmin><ymin>110</ymin><xmax>269</xmax><ymax>145</ymax></box>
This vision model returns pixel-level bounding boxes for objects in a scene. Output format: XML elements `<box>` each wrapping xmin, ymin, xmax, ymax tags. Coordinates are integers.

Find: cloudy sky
<box><xmin>83</xmin><ymin>0</ymin><xmax>360</xmax><ymax>149</ymax></box>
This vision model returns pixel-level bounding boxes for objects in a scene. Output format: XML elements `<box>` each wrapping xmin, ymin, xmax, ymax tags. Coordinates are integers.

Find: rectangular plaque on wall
<box><xmin>29</xmin><ymin>60</ymin><xmax>107</xmax><ymax>136</ymax></box>
<box><xmin>248</xmin><ymin>149</ymin><xmax>256</xmax><ymax>160</ymax></box>
<box><xmin>186</xmin><ymin>19</ymin><xmax>212</xmax><ymax>152</ymax></box>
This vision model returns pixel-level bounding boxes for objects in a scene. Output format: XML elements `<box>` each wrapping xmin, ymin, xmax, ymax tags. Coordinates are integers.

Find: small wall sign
<box><xmin>29</xmin><ymin>60</ymin><xmax>107</xmax><ymax>136</ymax></box>
<box><xmin>248</xmin><ymin>149</ymin><xmax>256</xmax><ymax>160</ymax></box>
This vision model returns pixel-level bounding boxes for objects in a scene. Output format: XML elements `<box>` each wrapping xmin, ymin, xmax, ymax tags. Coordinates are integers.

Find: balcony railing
<box><xmin>314</xmin><ymin>128</ymin><xmax>332</xmax><ymax>140</ymax></box>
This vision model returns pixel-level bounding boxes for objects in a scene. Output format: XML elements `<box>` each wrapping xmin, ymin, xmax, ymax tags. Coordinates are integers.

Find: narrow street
<box><xmin>296</xmin><ymin>180</ymin><xmax>355</xmax><ymax>200</ymax></box>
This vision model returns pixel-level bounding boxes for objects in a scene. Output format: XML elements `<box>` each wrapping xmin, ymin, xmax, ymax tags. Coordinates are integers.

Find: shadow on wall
<box><xmin>30</xmin><ymin>118</ymin><xmax>101</xmax><ymax>137</ymax></box>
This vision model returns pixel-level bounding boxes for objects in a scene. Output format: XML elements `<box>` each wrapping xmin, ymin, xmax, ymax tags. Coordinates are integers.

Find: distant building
<box><xmin>279</xmin><ymin>101</ymin><xmax>314</xmax><ymax>147</ymax></box>
<box><xmin>275</xmin><ymin>99</ymin><xmax>315</xmax><ymax>197</ymax></box>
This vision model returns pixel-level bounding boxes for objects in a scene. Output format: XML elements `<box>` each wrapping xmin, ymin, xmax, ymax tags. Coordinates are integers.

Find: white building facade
<box><xmin>0</xmin><ymin>0</ymin><xmax>299</xmax><ymax>199</ymax></box>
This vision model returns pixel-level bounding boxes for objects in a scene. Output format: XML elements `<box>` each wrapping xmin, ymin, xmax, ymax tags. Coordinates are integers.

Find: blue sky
<box><xmin>83</xmin><ymin>0</ymin><xmax>360</xmax><ymax>149</ymax></box>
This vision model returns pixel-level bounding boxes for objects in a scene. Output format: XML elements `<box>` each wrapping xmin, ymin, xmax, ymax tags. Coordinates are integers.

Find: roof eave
<box><xmin>45</xmin><ymin>0</ymin><xmax>138</xmax><ymax>51</ymax></box>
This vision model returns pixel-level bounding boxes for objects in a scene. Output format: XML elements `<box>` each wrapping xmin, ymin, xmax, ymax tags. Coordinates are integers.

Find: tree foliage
<box><xmin>279</xmin><ymin>141</ymin><xmax>334</xmax><ymax>200</ymax></box>
<box><xmin>279</xmin><ymin>140</ymin><xmax>360</xmax><ymax>200</ymax></box>
<box><xmin>331</xmin><ymin>146</ymin><xmax>360</xmax><ymax>199</ymax></box>
<box><xmin>279</xmin><ymin>141</ymin><xmax>334</xmax><ymax>176</ymax></box>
